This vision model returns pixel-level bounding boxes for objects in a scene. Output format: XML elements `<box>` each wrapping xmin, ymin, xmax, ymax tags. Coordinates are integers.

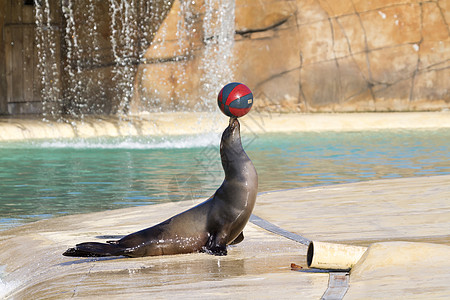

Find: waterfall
<box><xmin>33</xmin><ymin>0</ymin><xmax>235</xmax><ymax>119</ymax></box>
<box><xmin>61</xmin><ymin>0</ymin><xmax>84</xmax><ymax>117</ymax></box>
<box><xmin>109</xmin><ymin>0</ymin><xmax>135</xmax><ymax>115</ymax></box>
<box><xmin>35</xmin><ymin>0</ymin><xmax>62</xmax><ymax>119</ymax></box>
<box><xmin>200</xmin><ymin>0</ymin><xmax>235</xmax><ymax>110</ymax></box>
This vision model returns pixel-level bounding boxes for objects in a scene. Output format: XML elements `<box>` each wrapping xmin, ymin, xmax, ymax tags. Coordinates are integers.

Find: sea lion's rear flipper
<box><xmin>62</xmin><ymin>242</ymin><xmax>126</xmax><ymax>257</ymax></box>
<box><xmin>229</xmin><ymin>232</ymin><xmax>244</xmax><ymax>245</ymax></box>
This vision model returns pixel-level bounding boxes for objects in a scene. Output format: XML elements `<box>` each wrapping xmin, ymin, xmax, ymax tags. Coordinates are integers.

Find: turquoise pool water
<box><xmin>1</xmin><ymin>129</ymin><xmax>449</xmax><ymax>230</ymax></box>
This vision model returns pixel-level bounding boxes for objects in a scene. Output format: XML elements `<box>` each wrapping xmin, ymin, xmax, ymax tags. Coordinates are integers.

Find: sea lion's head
<box><xmin>220</xmin><ymin>117</ymin><xmax>241</xmax><ymax>150</ymax></box>
<box><xmin>220</xmin><ymin>118</ymin><xmax>245</xmax><ymax>174</ymax></box>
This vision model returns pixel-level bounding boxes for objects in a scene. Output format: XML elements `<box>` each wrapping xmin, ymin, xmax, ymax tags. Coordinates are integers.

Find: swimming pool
<box><xmin>1</xmin><ymin>129</ymin><xmax>449</xmax><ymax>230</ymax></box>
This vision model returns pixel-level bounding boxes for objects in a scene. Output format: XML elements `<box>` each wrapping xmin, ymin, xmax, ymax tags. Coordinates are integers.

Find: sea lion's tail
<box><xmin>63</xmin><ymin>242</ymin><xmax>126</xmax><ymax>257</ymax></box>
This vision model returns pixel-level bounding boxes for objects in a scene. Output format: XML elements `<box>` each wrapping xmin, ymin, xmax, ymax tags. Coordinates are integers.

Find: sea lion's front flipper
<box><xmin>202</xmin><ymin>234</ymin><xmax>228</xmax><ymax>256</ymax></box>
<box><xmin>229</xmin><ymin>232</ymin><xmax>244</xmax><ymax>245</ymax></box>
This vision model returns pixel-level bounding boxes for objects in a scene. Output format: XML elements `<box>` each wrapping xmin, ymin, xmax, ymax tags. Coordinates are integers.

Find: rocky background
<box><xmin>132</xmin><ymin>0</ymin><xmax>450</xmax><ymax>113</ymax></box>
<box><xmin>0</xmin><ymin>0</ymin><xmax>449</xmax><ymax>115</ymax></box>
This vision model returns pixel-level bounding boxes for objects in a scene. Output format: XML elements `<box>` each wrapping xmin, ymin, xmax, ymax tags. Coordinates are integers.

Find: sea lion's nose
<box><xmin>229</xmin><ymin>117</ymin><xmax>238</xmax><ymax>128</ymax></box>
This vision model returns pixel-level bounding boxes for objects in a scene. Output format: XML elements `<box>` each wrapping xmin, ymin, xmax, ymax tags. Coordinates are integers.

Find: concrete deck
<box><xmin>1</xmin><ymin>175</ymin><xmax>449</xmax><ymax>299</ymax></box>
<box><xmin>1</xmin><ymin>112</ymin><xmax>450</xmax><ymax>141</ymax></box>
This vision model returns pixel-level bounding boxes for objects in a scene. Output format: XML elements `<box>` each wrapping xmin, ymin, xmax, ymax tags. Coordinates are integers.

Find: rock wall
<box><xmin>132</xmin><ymin>0</ymin><xmax>450</xmax><ymax>113</ymax></box>
<box><xmin>1</xmin><ymin>0</ymin><xmax>448</xmax><ymax>115</ymax></box>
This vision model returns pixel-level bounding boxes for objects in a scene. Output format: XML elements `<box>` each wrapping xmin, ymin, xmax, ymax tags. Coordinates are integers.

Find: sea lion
<box><xmin>63</xmin><ymin>117</ymin><xmax>258</xmax><ymax>257</ymax></box>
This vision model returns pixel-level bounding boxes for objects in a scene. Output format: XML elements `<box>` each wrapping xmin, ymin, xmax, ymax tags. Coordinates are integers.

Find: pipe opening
<box><xmin>307</xmin><ymin>241</ymin><xmax>314</xmax><ymax>267</ymax></box>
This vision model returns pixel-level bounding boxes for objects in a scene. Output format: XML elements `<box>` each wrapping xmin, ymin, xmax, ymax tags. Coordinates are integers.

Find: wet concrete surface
<box><xmin>1</xmin><ymin>175</ymin><xmax>449</xmax><ymax>299</ymax></box>
<box><xmin>1</xmin><ymin>112</ymin><xmax>449</xmax><ymax>141</ymax></box>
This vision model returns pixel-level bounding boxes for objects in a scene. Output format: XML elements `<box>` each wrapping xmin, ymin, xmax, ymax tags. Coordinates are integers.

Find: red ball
<box><xmin>217</xmin><ymin>82</ymin><xmax>253</xmax><ymax>118</ymax></box>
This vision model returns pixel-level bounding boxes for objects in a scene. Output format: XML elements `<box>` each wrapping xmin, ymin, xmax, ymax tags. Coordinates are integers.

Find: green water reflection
<box><xmin>0</xmin><ymin>129</ymin><xmax>449</xmax><ymax>230</ymax></box>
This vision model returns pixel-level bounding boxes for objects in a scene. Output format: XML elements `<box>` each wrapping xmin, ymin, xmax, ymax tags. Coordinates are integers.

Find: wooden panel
<box><xmin>5</xmin><ymin>25</ymin><xmax>40</xmax><ymax>104</ymax></box>
<box><xmin>4</xmin><ymin>0</ymin><xmax>62</xmax><ymax>106</ymax></box>
<box><xmin>5</xmin><ymin>0</ymin><xmax>13</xmax><ymax>23</ymax></box>
<box><xmin>23</xmin><ymin>25</ymin><xmax>34</xmax><ymax>102</ymax></box>
<box><xmin>12</xmin><ymin>27</ymin><xmax>24</xmax><ymax>102</ymax></box>
<box><xmin>8</xmin><ymin>0</ymin><xmax>22</xmax><ymax>24</ymax></box>
<box><xmin>22</xmin><ymin>3</ymin><xmax>34</xmax><ymax>24</ymax></box>
<box><xmin>4</xmin><ymin>26</ymin><xmax>13</xmax><ymax>103</ymax></box>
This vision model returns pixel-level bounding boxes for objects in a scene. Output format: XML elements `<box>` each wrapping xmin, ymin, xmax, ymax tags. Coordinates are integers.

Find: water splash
<box><xmin>109</xmin><ymin>0</ymin><xmax>137</xmax><ymax>115</ymax></box>
<box><xmin>35</xmin><ymin>0</ymin><xmax>62</xmax><ymax>119</ymax></box>
<box><xmin>63</xmin><ymin>0</ymin><xmax>108</xmax><ymax>115</ymax></box>
<box><xmin>61</xmin><ymin>0</ymin><xmax>85</xmax><ymax>117</ymax></box>
<box><xmin>0</xmin><ymin>265</ymin><xmax>19</xmax><ymax>299</ymax></box>
<box><xmin>200</xmin><ymin>0</ymin><xmax>235</xmax><ymax>111</ymax></box>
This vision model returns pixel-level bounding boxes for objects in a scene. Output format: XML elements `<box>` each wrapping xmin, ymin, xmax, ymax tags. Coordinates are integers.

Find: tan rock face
<box><xmin>131</xmin><ymin>0</ymin><xmax>449</xmax><ymax>113</ymax></box>
<box><xmin>1</xmin><ymin>0</ymin><xmax>447</xmax><ymax>114</ymax></box>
